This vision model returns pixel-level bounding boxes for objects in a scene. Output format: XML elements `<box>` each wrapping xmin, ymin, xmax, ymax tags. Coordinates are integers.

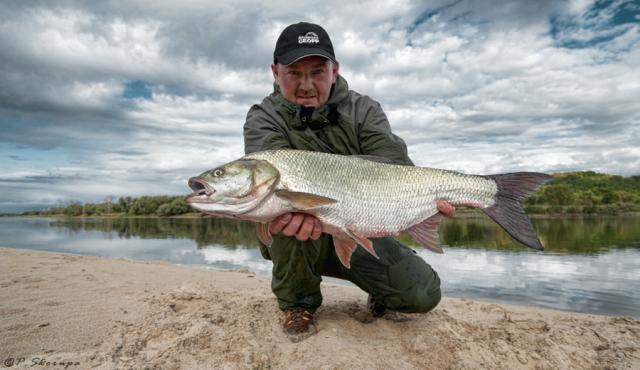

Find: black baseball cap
<box><xmin>273</xmin><ymin>22</ymin><xmax>336</xmax><ymax>65</ymax></box>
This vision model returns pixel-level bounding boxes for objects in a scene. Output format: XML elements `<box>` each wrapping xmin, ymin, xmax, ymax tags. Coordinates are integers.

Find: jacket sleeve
<box><xmin>357</xmin><ymin>99</ymin><xmax>414</xmax><ymax>166</ymax></box>
<box><xmin>243</xmin><ymin>103</ymin><xmax>292</xmax><ymax>154</ymax></box>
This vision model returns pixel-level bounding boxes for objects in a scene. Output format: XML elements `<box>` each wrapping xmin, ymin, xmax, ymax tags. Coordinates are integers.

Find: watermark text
<box><xmin>3</xmin><ymin>357</ymin><xmax>80</xmax><ymax>368</ymax></box>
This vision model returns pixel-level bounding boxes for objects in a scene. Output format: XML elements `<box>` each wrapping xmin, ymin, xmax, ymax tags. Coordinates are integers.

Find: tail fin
<box><xmin>482</xmin><ymin>173</ymin><xmax>552</xmax><ymax>251</ymax></box>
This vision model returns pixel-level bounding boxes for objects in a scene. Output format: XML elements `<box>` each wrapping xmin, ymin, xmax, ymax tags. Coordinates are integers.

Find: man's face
<box><xmin>271</xmin><ymin>56</ymin><xmax>339</xmax><ymax>107</ymax></box>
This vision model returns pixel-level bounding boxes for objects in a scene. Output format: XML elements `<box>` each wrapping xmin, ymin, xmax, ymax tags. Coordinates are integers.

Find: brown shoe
<box><xmin>367</xmin><ymin>295</ymin><xmax>387</xmax><ymax>318</ymax></box>
<box><xmin>282</xmin><ymin>308</ymin><xmax>317</xmax><ymax>342</ymax></box>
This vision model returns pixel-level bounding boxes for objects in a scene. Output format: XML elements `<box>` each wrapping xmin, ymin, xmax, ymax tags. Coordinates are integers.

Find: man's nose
<box><xmin>299</xmin><ymin>74</ymin><xmax>313</xmax><ymax>90</ymax></box>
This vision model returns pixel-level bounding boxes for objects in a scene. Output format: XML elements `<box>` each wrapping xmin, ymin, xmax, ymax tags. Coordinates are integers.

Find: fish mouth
<box><xmin>186</xmin><ymin>177</ymin><xmax>215</xmax><ymax>203</ymax></box>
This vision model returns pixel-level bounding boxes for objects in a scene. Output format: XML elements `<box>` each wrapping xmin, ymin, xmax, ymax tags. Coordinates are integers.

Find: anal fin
<box><xmin>345</xmin><ymin>228</ymin><xmax>378</xmax><ymax>259</ymax></box>
<box><xmin>333</xmin><ymin>237</ymin><xmax>358</xmax><ymax>268</ymax></box>
<box><xmin>405</xmin><ymin>213</ymin><xmax>444</xmax><ymax>253</ymax></box>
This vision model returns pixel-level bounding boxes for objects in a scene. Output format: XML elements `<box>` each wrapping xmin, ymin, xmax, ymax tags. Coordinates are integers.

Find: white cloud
<box><xmin>566</xmin><ymin>0</ymin><xmax>596</xmax><ymax>16</ymax></box>
<box><xmin>1</xmin><ymin>0</ymin><xmax>639</xmax><ymax>211</ymax></box>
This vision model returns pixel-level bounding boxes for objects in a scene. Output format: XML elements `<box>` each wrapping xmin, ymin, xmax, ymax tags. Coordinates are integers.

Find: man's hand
<box><xmin>269</xmin><ymin>213</ymin><xmax>323</xmax><ymax>241</ymax></box>
<box><xmin>437</xmin><ymin>200</ymin><xmax>456</xmax><ymax>218</ymax></box>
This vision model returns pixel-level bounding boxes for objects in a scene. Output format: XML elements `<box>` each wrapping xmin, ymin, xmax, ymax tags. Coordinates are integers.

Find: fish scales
<box><xmin>245</xmin><ymin>150</ymin><xmax>497</xmax><ymax>235</ymax></box>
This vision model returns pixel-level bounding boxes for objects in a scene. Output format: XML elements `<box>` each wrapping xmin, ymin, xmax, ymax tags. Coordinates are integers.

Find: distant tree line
<box><xmin>524</xmin><ymin>171</ymin><xmax>640</xmax><ymax>214</ymax></box>
<box><xmin>19</xmin><ymin>171</ymin><xmax>640</xmax><ymax>217</ymax></box>
<box><xmin>24</xmin><ymin>195</ymin><xmax>193</xmax><ymax>217</ymax></box>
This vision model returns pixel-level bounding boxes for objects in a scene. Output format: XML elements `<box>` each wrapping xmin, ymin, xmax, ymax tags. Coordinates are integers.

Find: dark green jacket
<box><xmin>241</xmin><ymin>77</ymin><xmax>442</xmax><ymax>314</ymax></box>
<box><xmin>243</xmin><ymin>75</ymin><xmax>413</xmax><ymax>165</ymax></box>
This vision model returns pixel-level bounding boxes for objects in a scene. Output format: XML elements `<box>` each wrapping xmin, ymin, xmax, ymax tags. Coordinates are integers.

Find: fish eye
<box><xmin>213</xmin><ymin>168</ymin><xmax>224</xmax><ymax>177</ymax></box>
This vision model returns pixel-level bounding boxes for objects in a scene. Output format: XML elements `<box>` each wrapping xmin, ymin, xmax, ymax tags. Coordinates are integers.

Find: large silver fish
<box><xmin>186</xmin><ymin>149</ymin><xmax>551</xmax><ymax>267</ymax></box>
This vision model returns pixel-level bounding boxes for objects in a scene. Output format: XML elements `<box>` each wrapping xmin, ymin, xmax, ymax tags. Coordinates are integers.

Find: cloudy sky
<box><xmin>1</xmin><ymin>0</ymin><xmax>639</xmax><ymax>213</ymax></box>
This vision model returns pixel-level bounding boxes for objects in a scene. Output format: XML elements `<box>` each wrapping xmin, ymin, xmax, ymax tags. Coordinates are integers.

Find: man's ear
<box><xmin>271</xmin><ymin>63</ymin><xmax>279</xmax><ymax>81</ymax></box>
<box><xmin>331</xmin><ymin>61</ymin><xmax>339</xmax><ymax>83</ymax></box>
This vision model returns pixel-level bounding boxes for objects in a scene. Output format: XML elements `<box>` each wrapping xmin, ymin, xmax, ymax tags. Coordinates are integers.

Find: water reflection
<box><xmin>420</xmin><ymin>248</ymin><xmax>640</xmax><ymax>317</ymax></box>
<box><xmin>1</xmin><ymin>215</ymin><xmax>639</xmax><ymax>317</ymax></box>
<box><xmin>432</xmin><ymin>215</ymin><xmax>640</xmax><ymax>253</ymax></box>
<box><xmin>48</xmin><ymin>217</ymin><xmax>261</xmax><ymax>248</ymax></box>
<box><xmin>45</xmin><ymin>214</ymin><xmax>640</xmax><ymax>253</ymax></box>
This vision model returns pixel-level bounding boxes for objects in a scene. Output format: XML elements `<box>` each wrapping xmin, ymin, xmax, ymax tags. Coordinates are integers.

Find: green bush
<box><xmin>63</xmin><ymin>202</ymin><xmax>83</xmax><ymax>216</ymax></box>
<box><xmin>129</xmin><ymin>196</ymin><xmax>173</xmax><ymax>215</ymax></box>
<box><xmin>157</xmin><ymin>198</ymin><xmax>192</xmax><ymax>216</ymax></box>
<box><xmin>524</xmin><ymin>204</ymin><xmax>546</xmax><ymax>214</ymax></box>
<box><xmin>565</xmin><ymin>205</ymin><xmax>582</xmax><ymax>214</ymax></box>
<box><xmin>118</xmin><ymin>197</ymin><xmax>134</xmax><ymax>213</ymax></box>
<box><xmin>542</xmin><ymin>184</ymin><xmax>577</xmax><ymax>205</ymax></box>
<box><xmin>549</xmin><ymin>205</ymin><xmax>563</xmax><ymax>214</ymax></box>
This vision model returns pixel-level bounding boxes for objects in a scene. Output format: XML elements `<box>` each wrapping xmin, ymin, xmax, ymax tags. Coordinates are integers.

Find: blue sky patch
<box><xmin>122</xmin><ymin>80</ymin><xmax>152</xmax><ymax>99</ymax></box>
<box><xmin>407</xmin><ymin>0</ymin><xmax>463</xmax><ymax>34</ymax></box>
<box><xmin>551</xmin><ymin>0</ymin><xmax>640</xmax><ymax>49</ymax></box>
<box><xmin>1</xmin><ymin>143</ymin><xmax>68</xmax><ymax>170</ymax></box>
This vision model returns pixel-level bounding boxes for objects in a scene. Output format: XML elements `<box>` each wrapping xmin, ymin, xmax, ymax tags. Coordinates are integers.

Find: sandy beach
<box><xmin>1</xmin><ymin>247</ymin><xmax>638</xmax><ymax>370</ymax></box>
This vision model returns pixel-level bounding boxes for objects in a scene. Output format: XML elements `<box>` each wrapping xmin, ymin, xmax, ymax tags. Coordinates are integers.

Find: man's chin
<box><xmin>296</xmin><ymin>98</ymin><xmax>319</xmax><ymax>107</ymax></box>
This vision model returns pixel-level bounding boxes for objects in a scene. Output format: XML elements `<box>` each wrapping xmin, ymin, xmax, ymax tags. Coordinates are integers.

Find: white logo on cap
<box><xmin>298</xmin><ymin>32</ymin><xmax>319</xmax><ymax>44</ymax></box>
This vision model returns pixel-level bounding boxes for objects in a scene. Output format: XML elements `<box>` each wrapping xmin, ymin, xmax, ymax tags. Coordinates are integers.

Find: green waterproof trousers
<box><xmin>261</xmin><ymin>234</ymin><xmax>441</xmax><ymax>314</ymax></box>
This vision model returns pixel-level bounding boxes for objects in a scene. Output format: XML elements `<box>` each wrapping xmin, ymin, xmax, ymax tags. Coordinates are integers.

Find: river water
<box><xmin>1</xmin><ymin>215</ymin><xmax>639</xmax><ymax>317</ymax></box>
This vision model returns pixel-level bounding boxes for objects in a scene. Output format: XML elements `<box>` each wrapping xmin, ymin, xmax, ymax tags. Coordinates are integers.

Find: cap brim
<box><xmin>276</xmin><ymin>47</ymin><xmax>336</xmax><ymax>65</ymax></box>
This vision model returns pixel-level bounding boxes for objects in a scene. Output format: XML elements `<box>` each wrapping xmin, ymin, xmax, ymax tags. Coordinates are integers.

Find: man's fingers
<box><xmin>437</xmin><ymin>200</ymin><xmax>456</xmax><ymax>218</ymax></box>
<box><xmin>310</xmin><ymin>218</ymin><xmax>322</xmax><ymax>240</ymax></box>
<box><xmin>269</xmin><ymin>213</ymin><xmax>323</xmax><ymax>241</ymax></box>
<box><xmin>295</xmin><ymin>215</ymin><xmax>316</xmax><ymax>241</ymax></box>
<box><xmin>269</xmin><ymin>213</ymin><xmax>292</xmax><ymax>235</ymax></box>
<box><xmin>281</xmin><ymin>213</ymin><xmax>305</xmax><ymax>237</ymax></box>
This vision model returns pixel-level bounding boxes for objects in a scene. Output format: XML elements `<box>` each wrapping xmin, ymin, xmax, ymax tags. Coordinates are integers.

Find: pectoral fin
<box><xmin>275</xmin><ymin>190</ymin><xmax>338</xmax><ymax>210</ymax></box>
<box><xmin>405</xmin><ymin>213</ymin><xmax>444</xmax><ymax>253</ymax></box>
<box><xmin>333</xmin><ymin>237</ymin><xmax>358</xmax><ymax>268</ymax></box>
<box><xmin>256</xmin><ymin>223</ymin><xmax>273</xmax><ymax>247</ymax></box>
